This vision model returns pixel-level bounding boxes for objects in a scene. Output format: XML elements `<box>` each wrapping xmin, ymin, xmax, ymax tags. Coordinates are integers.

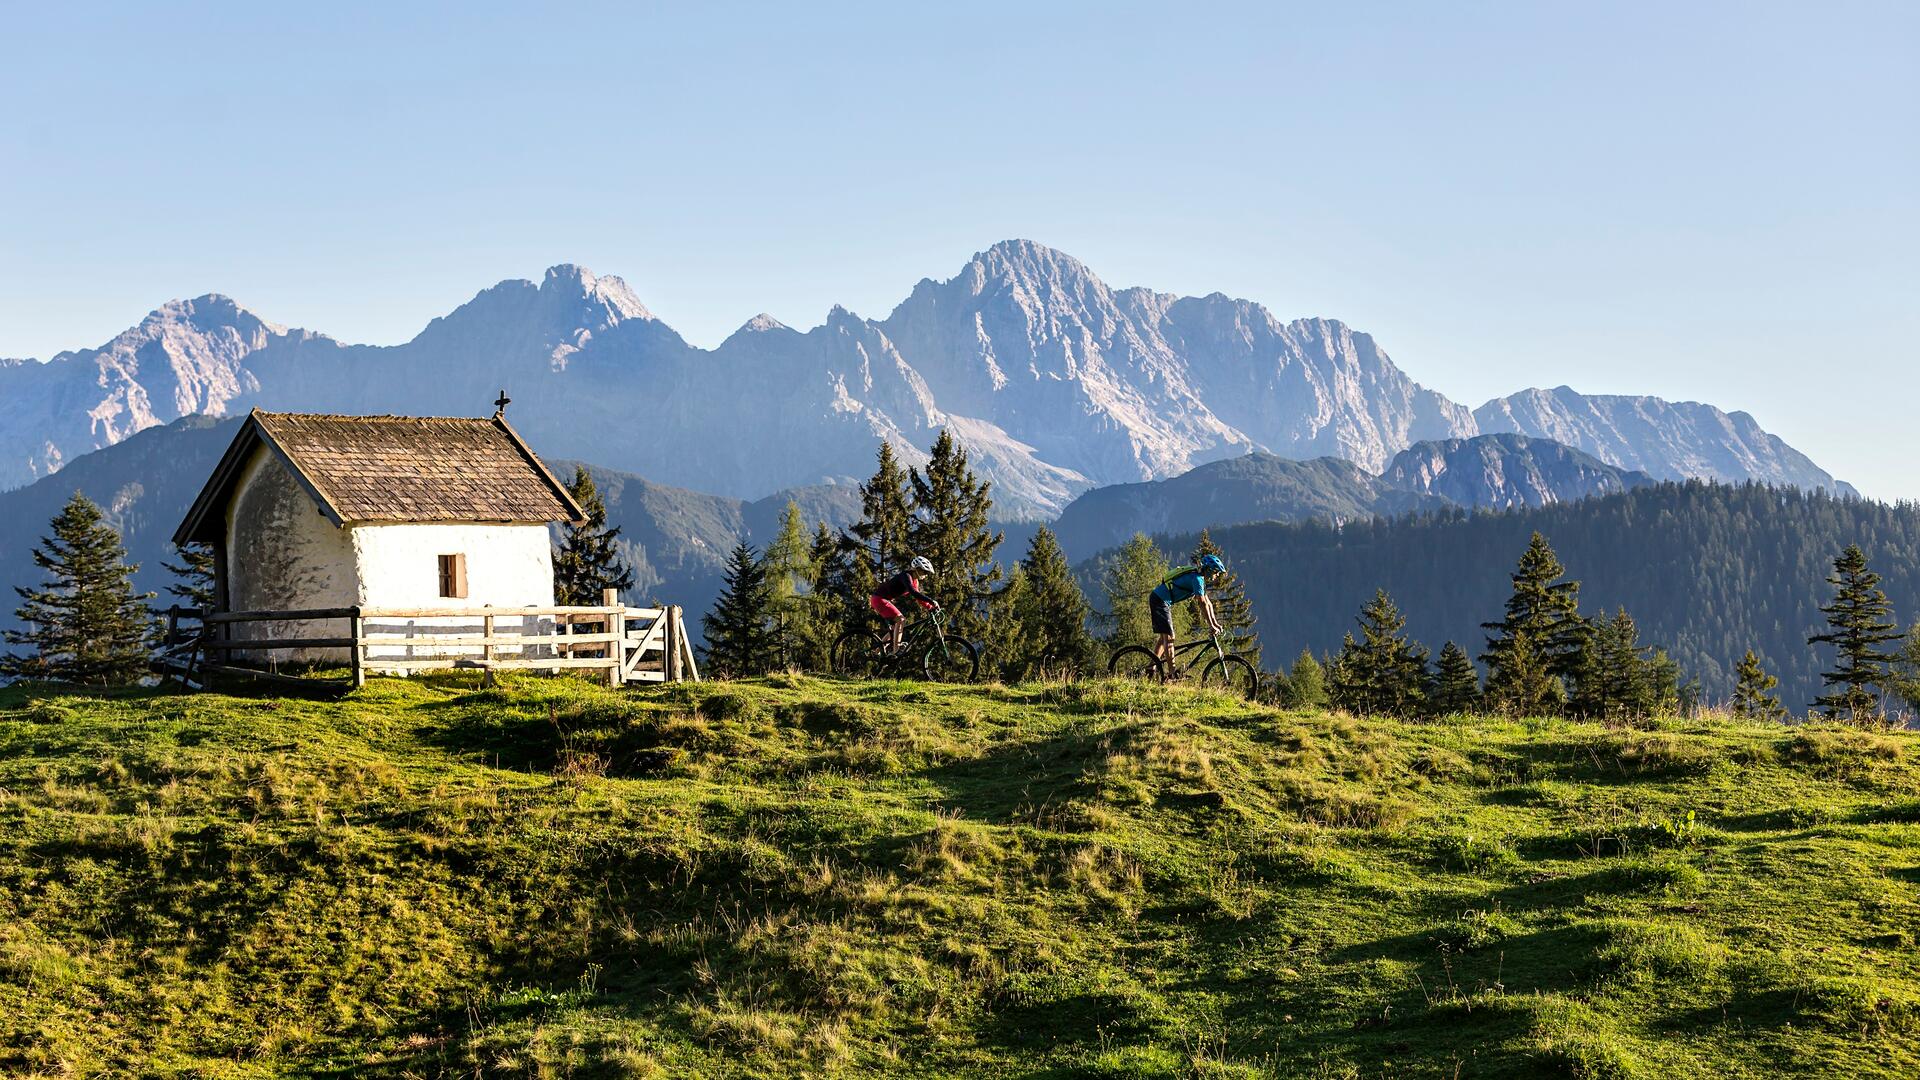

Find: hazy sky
<box><xmin>3</xmin><ymin>2</ymin><xmax>1914</xmax><ymax>498</ymax></box>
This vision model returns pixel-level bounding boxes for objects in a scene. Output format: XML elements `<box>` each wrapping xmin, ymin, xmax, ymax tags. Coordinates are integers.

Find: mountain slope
<box><xmin>1476</xmin><ymin>386</ymin><xmax>1853</xmax><ymax>495</ymax></box>
<box><xmin>4</xmin><ymin>243</ymin><xmax>1851</xmax><ymax>515</ymax></box>
<box><xmin>1379</xmin><ymin>432</ymin><xmax>1654</xmax><ymax>510</ymax></box>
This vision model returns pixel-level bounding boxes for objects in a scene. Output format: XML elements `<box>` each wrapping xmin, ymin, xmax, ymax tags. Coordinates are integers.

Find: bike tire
<box><xmin>1201</xmin><ymin>655</ymin><xmax>1260</xmax><ymax>697</ymax></box>
<box><xmin>922</xmin><ymin>634</ymin><xmax>980</xmax><ymax>683</ymax></box>
<box><xmin>830</xmin><ymin>628</ymin><xmax>883</xmax><ymax>678</ymax></box>
<box><xmin>1108</xmin><ymin>645</ymin><xmax>1166</xmax><ymax>682</ymax></box>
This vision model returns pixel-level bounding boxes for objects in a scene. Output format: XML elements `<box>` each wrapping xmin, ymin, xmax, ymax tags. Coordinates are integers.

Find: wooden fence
<box><xmin>158</xmin><ymin>588</ymin><xmax>699</xmax><ymax>692</ymax></box>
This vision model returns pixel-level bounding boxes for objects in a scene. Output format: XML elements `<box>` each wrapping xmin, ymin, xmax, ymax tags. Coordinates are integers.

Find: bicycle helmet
<box><xmin>910</xmin><ymin>555</ymin><xmax>935</xmax><ymax>575</ymax></box>
<box><xmin>1200</xmin><ymin>553</ymin><xmax>1226</xmax><ymax>575</ymax></box>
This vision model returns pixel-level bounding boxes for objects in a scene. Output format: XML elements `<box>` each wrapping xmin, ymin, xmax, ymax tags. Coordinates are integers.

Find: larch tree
<box><xmin>1807</xmin><ymin>544</ymin><xmax>1901</xmax><ymax>724</ymax></box>
<box><xmin>906</xmin><ymin>430</ymin><xmax>1003</xmax><ymax>642</ymax></box>
<box><xmin>1190</xmin><ymin>529</ymin><xmax>1259</xmax><ymax>667</ymax></box>
<box><xmin>1730</xmin><ymin>649</ymin><xmax>1787</xmax><ymax>722</ymax></box>
<box><xmin>700</xmin><ymin>543</ymin><xmax>776</xmax><ymax>678</ymax></box>
<box><xmin>1428</xmin><ymin>641</ymin><xmax>1481</xmax><ymax>716</ymax></box>
<box><xmin>553</xmin><ymin>466</ymin><xmax>636</xmax><ymax>605</ymax></box>
<box><xmin>0</xmin><ymin>493</ymin><xmax>156</xmax><ymax>686</ymax></box>
<box><xmin>1100</xmin><ymin>533</ymin><xmax>1171</xmax><ymax>650</ymax></box>
<box><xmin>762</xmin><ymin>501</ymin><xmax>817</xmax><ymax>669</ymax></box>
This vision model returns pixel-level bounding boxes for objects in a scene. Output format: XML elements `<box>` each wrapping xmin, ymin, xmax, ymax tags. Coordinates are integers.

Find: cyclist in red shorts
<box><xmin>871</xmin><ymin>555</ymin><xmax>939</xmax><ymax>654</ymax></box>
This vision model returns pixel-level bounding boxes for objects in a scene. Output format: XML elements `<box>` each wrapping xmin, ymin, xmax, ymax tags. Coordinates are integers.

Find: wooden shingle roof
<box><xmin>174</xmin><ymin>410</ymin><xmax>586</xmax><ymax>544</ymax></box>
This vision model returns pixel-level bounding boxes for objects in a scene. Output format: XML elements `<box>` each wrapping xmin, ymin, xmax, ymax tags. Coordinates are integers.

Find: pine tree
<box><xmin>700</xmin><ymin>543</ymin><xmax>776</xmax><ymax>678</ymax></box>
<box><xmin>1730</xmin><ymin>649</ymin><xmax>1786</xmax><ymax>722</ymax></box>
<box><xmin>553</xmin><ymin>467</ymin><xmax>636</xmax><ymax>605</ymax></box>
<box><xmin>1012</xmin><ymin>527</ymin><xmax>1097</xmax><ymax>678</ymax></box>
<box><xmin>1481</xmin><ymin>532</ymin><xmax>1587</xmax><ymax>711</ymax></box>
<box><xmin>0</xmin><ymin>493</ymin><xmax>156</xmax><ymax>686</ymax></box>
<box><xmin>1189</xmin><ymin>529</ymin><xmax>1259</xmax><ymax>668</ymax></box>
<box><xmin>762</xmin><ymin>502</ymin><xmax>816</xmax><ymax>669</ymax></box>
<box><xmin>1101</xmin><ymin>534</ymin><xmax>1171</xmax><ymax>649</ymax></box>
<box><xmin>1283</xmin><ymin>649</ymin><xmax>1329</xmax><ymax>709</ymax></box>
<box><xmin>163</xmin><ymin>542</ymin><xmax>217</xmax><ymax>611</ymax></box>
<box><xmin>907</xmin><ymin>430</ymin><xmax>1002</xmax><ymax>641</ymax></box>
<box><xmin>1327</xmin><ymin>589</ymin><xmax>1429</xmax><ymax>717</ymax></box>
<box><xmin>1808</xmin><ymin>544</ymin><xmax>1902</xmax><ymax>724</ymax></box>
<box><xmin>1429</xmin><ymin>641</ymin><xmax>1481</xmax><ymax>715</ymax></box>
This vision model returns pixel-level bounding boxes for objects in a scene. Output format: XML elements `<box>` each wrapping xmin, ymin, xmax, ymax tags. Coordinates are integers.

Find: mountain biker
<box><xmin>1151</xmin><ymin>553</ymin><xmax>1226</xmax><ymax>678</ymax></box>
<box><xmin>871</xmin><ymin>556</ymin><xmax>939</xmax><ymax>654</ymax></box>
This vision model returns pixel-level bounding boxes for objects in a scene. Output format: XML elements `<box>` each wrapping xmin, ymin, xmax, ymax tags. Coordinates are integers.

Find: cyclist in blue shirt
<box><xmin>1151</xmin><ymin>553</ymin><xmax>1227</xmax><ymax>677</ymax></box>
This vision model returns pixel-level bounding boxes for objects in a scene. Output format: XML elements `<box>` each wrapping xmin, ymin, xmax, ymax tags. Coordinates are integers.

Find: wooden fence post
<box><xmin>349</xmin><ymin>606</ymin><xmax>365</xmax><ymax>689</ymax></box>
<box><xmin>604</xmin><ymin>588</ymin><xmax>624</xmax><ymax>688</ymax></box>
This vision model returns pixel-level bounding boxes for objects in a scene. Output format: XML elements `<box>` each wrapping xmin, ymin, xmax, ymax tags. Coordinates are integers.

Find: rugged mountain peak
<box><xmin>741</xmin><ymin>312</ymin><xmax>788</xmax><ymax>333</ymax></box>
<box><xmin>540</xmin><ymin>263</ymin><xmax>652</xmax><ymax>323</ymax></box>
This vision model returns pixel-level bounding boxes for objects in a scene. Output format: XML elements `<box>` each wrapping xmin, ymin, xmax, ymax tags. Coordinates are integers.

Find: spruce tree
<box><xmin>163</xmin><ymin>542</ymin><xmax>218</xmax><ymax>611</ymax></box>
<box><xmin>1484</xmin><ymin>630</ymin><xmax>1556</xmax><ymax>717</ymax></box>
<box><xmin>1730</xmin><ymin>649</ymin><xmax>1787</xmax><ymax>722</ymax></box>
<box><xmin>1481</xmin><ymin>532</ymin><xmax>1587</xmax><ymax>711</ymax></box>
<box><xmin>553</xmin><ymin>467</ymin><xmax>636</xmax><ymax>605</ymax></box>
<box><xmin>1189</xmin><ymin>529</ymin><xmax>1259</xmax><ymax>667</ymax></box>
<box><xmin>1283</xmin><ymin>649</ymin><xmax>1329</xmax><ymax>709</ymax></box>
<box><xmin>1101</xmin><ymin>534</ymin><xmax>1171</xmax><ymax>649</ymax></box>
<box><xmin>1429</xmin><ymin>641</ymin><xmax>1481</xmax><ymax>716</ymax></box>
<box><xmin>762</xmin><ymin>502</ymin><xmax>817</xmax><ymax>669</ymax></box>
<box><xmin>1327</xmin><ymin>589</ymin><xmax>1429</xmax><ymax>717</ymax></box>
<box><xmin>844</xmin><ymin>441</ymin><xmax>915</xmax><ymax>606</ymax></box>
<box><xmin>906</xmin><ymin>430</ymin><xmax>1003</xmax><ymax>641</ymax></box>
<box><xmin>700</xmin><ymin>543</ymin><xmax>776</xmax><ymax>678</ymax></box>
<box><xmin>803</xmin><ymin>521</ymin><xmax>852</xmax><ymax>664</ymax></box>
<box><xmin>1013</xmin><ymin>526</ymin><xmax>1097</xmax><ymax>678</ymax></box>
<box><xmin>1808</xmin><ymin>544</ymin><xmax>1901</xmax><ymax>723</ymax></box>
<box><xmin>0</xmin><ymin>493</ymin><xmax>156</xmax><ymax>686</ymax></box>
<box><xmin>979</xmin><ymin>568</ymin><xmax>1032</xmax><ymax>682</ymax></box>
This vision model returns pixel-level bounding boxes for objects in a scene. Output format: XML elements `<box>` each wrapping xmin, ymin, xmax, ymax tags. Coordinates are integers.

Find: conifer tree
<box><xmin>1283</xmin><ymin>649</ymin><xmax>1329</xmax><ymax>709</ymax></box>
<box><xmin>1101</xmin><ymin>534</ymin><xmax>1171</xmax><ymax>649</ymax></box>
<box><xmin>701</xmin><ymin>543</ymin><xmax>776</xmax><ymax>678</ymax></box>
<box><xmin>800</xmin><ymin>521</ymin><xmax>851</xmax><ymax>666</ymax></box>
<box><xmin>163</xmin><ymin>542</ymin><xmax>218</xmax><ymax>611</ymax></box>
<box><xmin>1808</xmin><ymin>544</ymin><xmax>1901</xmax><ymax>723</ymax></box>
<box><xmin>1327</xmin><ymin>589</ymin><xmax>1429</xmax><ymax>717</ymax></box>
<box><xmin>1012</xmin><ymin>526</ymin><xmax>1097</xmax><ymax>678</ymax></box>
<box><xmin>1730</xmin><ymin>649</ymin><xmax>1787</xmax><ymax>722</ymax></box>
<box><xmin>1892</xmin><ymin>625</ymin><xmax>1920</xmax><ymax>720</ymax></box>
<box><xmin>1190</xmin><ymin>529</ymin><xmax>1259</xmax><ymax>667</ymax></box>
<box><xmin>1569</xmin><ymin>609</ymin><xmax>1658</xmax><ymax>720</ymax></box>
<box><xmin>553</xmin><ymin>467</ymin><xmax>636</xmax><ymax>605</ymax></box>
<box><xmin>906</xmin><ymin>430</ymin><xmax>1003</xmax><ymax>641</ymax></box>
<box><xmin>844</xmin><ymin>442</ymin><xmax>915</xmax><ymax>603</ymax></box>
<box><xmin>1429</xmin><ymin>641</ymin><xmax>1481</xmax><ymax>715</ymax></box>
<box><xmin>1484</xmin><ymin>629</ymin><xmax>1556</xmax><ymax>717</ymax></box>
<box><xmin>1481</xmin><ymin>532</ymin><xmax>1587</xmax><ymax>711</ymax></box>
<box><xmin>979</xmin><ymin>567</ymin><xmax>1032</xmax><ymax>682</ymax></box>
<box><xmin>1</xmin><ymin>493</ymin><xmax>156</xmax><ymax>686</ymax></box>
<box><xmin>762</xmin><ymin>502</ymin><xmax>817</xmax><ymax>668</ymax></box>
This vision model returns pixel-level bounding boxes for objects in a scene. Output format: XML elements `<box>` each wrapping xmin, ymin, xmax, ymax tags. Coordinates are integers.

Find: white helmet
<box><xmin>910</xmin><ymin>555</ymin><xmax>934</xmax><ymax>575</ymax></box>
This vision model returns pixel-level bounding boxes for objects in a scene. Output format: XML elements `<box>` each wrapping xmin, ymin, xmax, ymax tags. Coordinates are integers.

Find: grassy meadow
<box><xmin>1</xmin><ymin>674</ymin><xmax>1917</xmax><ymax>1077</ymax></box>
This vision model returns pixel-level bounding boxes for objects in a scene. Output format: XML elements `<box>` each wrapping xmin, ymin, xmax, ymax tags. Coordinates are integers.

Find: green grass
<box><xmin>2</xmin><ymin>675</ymin><xmax>1917</xmax><ymax>1078</ymax></box>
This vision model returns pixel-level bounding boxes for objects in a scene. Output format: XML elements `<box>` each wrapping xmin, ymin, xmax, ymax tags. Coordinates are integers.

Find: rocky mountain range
<box><xmin>1049</xmin><ymin>433</ymin><xmax>1653</xmax><ymax>558</ymax></box>
<box><xmin>0</xmin><ymin>241</ymin><xmax>1854</xmax><ymax>515</ymax></box>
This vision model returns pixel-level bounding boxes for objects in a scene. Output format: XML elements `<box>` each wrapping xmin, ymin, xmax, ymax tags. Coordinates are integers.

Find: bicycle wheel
<box><xmin>922</xmin><ymin>634</ymin><xmax>980</xmax><ymax>683</ymax></box>
<box><xmin>830</xmin><ymin>628</ymin><xmax>883</xmax><ymax>677</ymax></box>
<box><xmin>1108</xmin><ymin>645</ymin><xmax>1166</xmax><ymax>682</ymax></box>
<box><xmin>1200</xmin><ymin>655</ymin><xmax>1260</xmax><ymax>697</ymax></box>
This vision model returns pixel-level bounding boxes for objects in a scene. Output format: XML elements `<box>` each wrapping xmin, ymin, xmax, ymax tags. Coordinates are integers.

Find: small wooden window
<box><xmin>438</xmin><ymin>553</ymin><xmax>468</xmax><ymax>599</ymax></box>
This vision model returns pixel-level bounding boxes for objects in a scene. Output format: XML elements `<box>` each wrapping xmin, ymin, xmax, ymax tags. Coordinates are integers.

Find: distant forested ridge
<box><xmin>1150</xmin><ymin>483</ymin><xmax>1920</xmax><ymax>709</ymax></box>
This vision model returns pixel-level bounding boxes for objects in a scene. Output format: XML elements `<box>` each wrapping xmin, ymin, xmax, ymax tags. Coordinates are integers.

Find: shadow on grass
<box><xmin>921</xmin><ymin>719</ymin><xmax>1132</xmax><ymax>824</ymax></box>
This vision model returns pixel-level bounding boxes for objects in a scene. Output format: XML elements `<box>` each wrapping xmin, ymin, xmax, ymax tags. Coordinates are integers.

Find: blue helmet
<box><xmin>1200</xmin><ymin>553</ymin><xmax>1226</xmax><ymax>575</ymax></box>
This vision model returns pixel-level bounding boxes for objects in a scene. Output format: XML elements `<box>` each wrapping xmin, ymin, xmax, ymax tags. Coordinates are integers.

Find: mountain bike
<box><xmin>1108</xmin><ymin>631</ymin><xmax>1260</xmax><ymax>696</ymax></box>
<box><xmin>831</xmin><ymin>605</ymin><xmax>980</xmax><ymax>683</ymax></box>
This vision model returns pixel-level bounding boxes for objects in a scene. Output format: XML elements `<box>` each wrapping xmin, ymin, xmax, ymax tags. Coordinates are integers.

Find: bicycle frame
<box><xmin>1165</xmin><ymin>632</ymin><xmax>1230</xmax><ymax>674</ymax></box>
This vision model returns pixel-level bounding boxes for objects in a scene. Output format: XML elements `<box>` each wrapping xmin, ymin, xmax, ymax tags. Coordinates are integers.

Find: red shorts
<box><xmin>869</xmin><ymin>595</ymin><xmax>903</xmax><ymax>620</ymax></box>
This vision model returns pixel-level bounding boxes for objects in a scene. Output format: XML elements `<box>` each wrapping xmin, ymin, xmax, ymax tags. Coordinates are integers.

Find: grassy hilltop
<box><xmin>2</xmin><ymin>676</ymin><xmax>1917</xmax><ymax>1078</ymax></box>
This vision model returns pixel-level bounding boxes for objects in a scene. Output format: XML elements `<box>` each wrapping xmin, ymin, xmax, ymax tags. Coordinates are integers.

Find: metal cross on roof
<box><xmin>494</xmin><ymin>389</ymin><xmax>512</xmax><ymax>415</ymax></box>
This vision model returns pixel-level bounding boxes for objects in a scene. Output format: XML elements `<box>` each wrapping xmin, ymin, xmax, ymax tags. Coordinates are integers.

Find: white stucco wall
<box><xmin>224</xmin><ymin>447</ymin><xmax>358</xmax><ymax>659</ymax></box>
<box><xmin>351</xmin><ymin>523</ymin><xmax>558</xmax><ymax>666</ymax></box>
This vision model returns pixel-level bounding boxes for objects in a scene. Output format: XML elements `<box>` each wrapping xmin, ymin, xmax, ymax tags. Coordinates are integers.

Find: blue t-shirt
<box><xmin>1152</xmin><ymin>568</ymin><xmax>1206</xmax><ymax>604</ymax></box>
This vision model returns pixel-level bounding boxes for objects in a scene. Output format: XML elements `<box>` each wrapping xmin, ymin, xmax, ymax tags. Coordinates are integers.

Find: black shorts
<box><xmin>1149</xmin><ymin>594</ymin><xmax>1174</xmax><ymax>637</ymax></box>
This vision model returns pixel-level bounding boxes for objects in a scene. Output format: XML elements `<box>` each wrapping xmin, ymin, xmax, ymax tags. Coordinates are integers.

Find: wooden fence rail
<box><xmin>157</xmin><ymin>589</ymin><xmax>699</xmax><ymax>692</ymax></box>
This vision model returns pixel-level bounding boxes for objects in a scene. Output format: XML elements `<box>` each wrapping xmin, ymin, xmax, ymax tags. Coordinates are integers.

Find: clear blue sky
<box><xmin>3</xmin><ymin>2</ymin><xmax>1914</xmax><ymax>498</ymax></box>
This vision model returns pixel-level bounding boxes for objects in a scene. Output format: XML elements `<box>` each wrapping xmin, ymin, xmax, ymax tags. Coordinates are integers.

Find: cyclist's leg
<box><xmin>1149</xmin><ymin>595</ymin><xmax>1179</xmax><ymax>676</ymax></box>
<box><xmin>870</xmin><ymin>595</ymin><xmax>904</xmax><ymax>652</ymax></box>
